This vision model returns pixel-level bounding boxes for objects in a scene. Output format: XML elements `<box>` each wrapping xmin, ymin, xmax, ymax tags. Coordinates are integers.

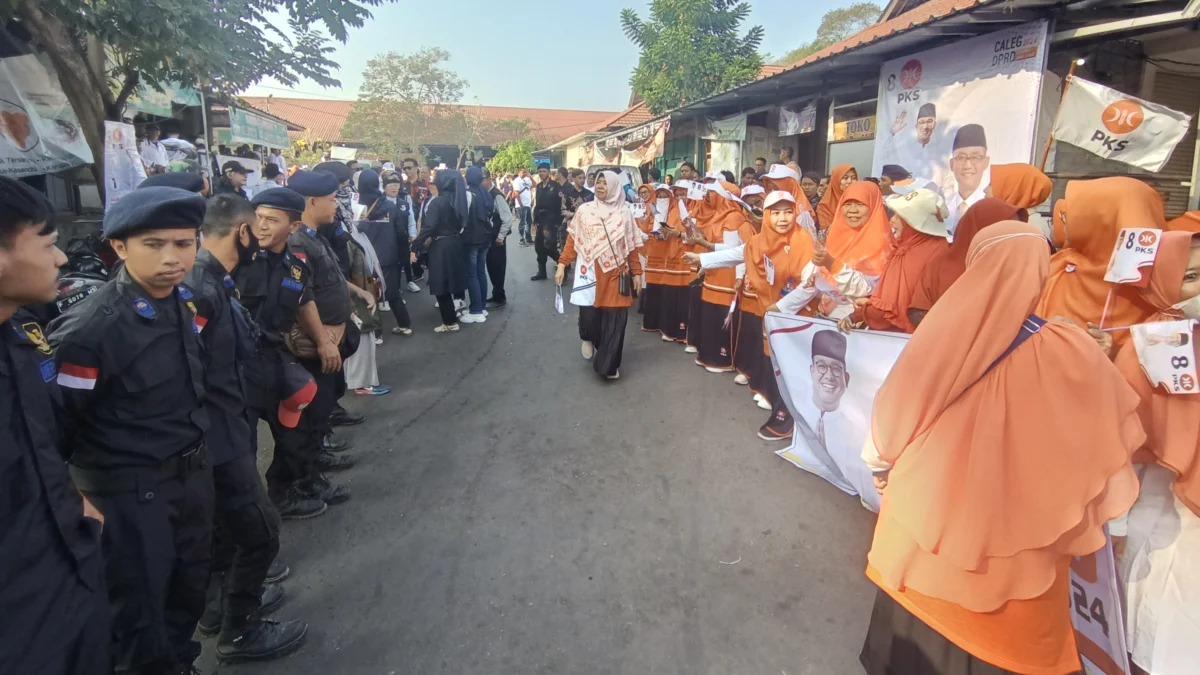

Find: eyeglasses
<box><xmin>952</xmin><ymin>153</ymin><xmax>987</xmax><ymax>164</ymax></box>
<box><xmin>814</xmin><ymin>362</ymin><xmax>845</xmax><ymax>378</ymax></box>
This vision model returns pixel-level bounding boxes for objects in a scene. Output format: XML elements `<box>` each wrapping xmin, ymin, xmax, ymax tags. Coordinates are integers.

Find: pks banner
<box><xmin>103</xmin><ymin>121</ymin><xmax>147</xmax><ymax>209</ymax></box>
<box><xmin>1052</xmin><ymin>76</ymin><xmax>1193</xmax><ymax>172</ymax></box>
<box><xmin>0</xmin><ymin>55</ymin><xmax>94</xmax><ymax>177</ymax></box>
<box><xmin>764</xmin><ymin>313</ymin><xmax>911</xmax><ymax>511</ymax></box>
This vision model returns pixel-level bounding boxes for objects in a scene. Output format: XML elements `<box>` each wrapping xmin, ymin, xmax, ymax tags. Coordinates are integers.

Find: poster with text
<box><xmin>0</xmin><ymin>54</ymin><xmax>94</xmax><ymax>177</ymax></box>
<box><xmin>872</xmin><ymin>20</ymin><xmax>1048</xmax><ymax>225</ymax></box>
<box><xmin>765</xmin><ymin>313</ymin><xmax>911</xmax><ymax>511</ymax></box>
<box><xmin>1070</xmin><ymin>529</ymin><xmax>1132</xmax><ymax>675</ymax></box>
<box><xmin>103</xmin><ymin>121</ymin><xmax>147</xmax><ymax>209</ymax></box>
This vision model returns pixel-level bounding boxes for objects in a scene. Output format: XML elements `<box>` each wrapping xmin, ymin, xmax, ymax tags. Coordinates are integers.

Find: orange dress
<box><xmin>559</xmin><ymin>234</ymin><xmax>642</xmax><ymax>309</ymax></box>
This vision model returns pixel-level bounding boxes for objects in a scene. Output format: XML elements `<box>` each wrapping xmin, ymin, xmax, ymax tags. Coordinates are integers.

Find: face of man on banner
<box><xmin>950</xmin><ymin>124</ymin><xmax>990</xmax><ymax>197</ymax></box>
<box><xmin>915</xmin><ymin>103</ymin><xmax>937</xmax><ymax>147</ymax></box>
<box><xmin>810</xmin><ymin>330</ymin><xmax>850</xmax><ymax>412</ymax></box>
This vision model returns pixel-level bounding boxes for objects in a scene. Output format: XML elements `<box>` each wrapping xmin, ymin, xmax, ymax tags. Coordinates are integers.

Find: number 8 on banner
<box><xmin>1104</xmin><ymin>227</ymin><xmax>1162</xmax><ymax>286</ymax></box>
<box><xmin>1131</xmin><ymin>319</ymin><xmax>1199</xmax><ymax>394</ymax></box>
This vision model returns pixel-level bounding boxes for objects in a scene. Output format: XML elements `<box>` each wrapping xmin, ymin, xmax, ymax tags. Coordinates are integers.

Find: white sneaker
<box><xmin>661</xmin><ymin>334</ymin><xmax>672</xmax><ymax>342</ymax></box>
<box><xmin>407</xmin><ymin>281</ymin><xmax>420</xmax><ymax>292</ymax></box>
<box><xmin>454</xmin><ymin>298</ymin><xmax>467</xmax><ymax>312</ymax></box>
<box><xmin>705</xmin><ymin>366</ymin><xmax>730</xmax><ymax>374</ymax></box>
<box><xmin>756</xmin><ymin>397</ymin><xmax>771</xmax><ymax>410</ymax></box>
<box><xmin>684</xmin><ymin>345</ymin><xmax>698</xmax><ymax>354</ymax></box>
<box><xmin>482</xmin><ymin>310</ymin><xmax>488</xmax><ymax>317</ymax></box>
<box><xmin>460</xmin><ymin>312</ymin><xmax>487</xmax><ymax>324</ymax></box>
<box><xmin>734</xmin><ymin>373</ymin><xmax>749</xmax><ymax>385</ymax></box>
<box><xmin>379</xmin><ymin>301</ymin><xmax>391</xmax><ymax>312</ymax></box>
<box><xmin>581</xmin><ymin>341</ymin><xmax>595</xmax><ymax>360</ymax></box>
<box><xmin>606</xmin><ymin>370</ymin><xmax>620</xmax><ymax>380</ymax></box>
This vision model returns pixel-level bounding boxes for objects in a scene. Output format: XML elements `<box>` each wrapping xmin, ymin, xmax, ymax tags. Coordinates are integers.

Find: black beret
<box><xmin>382</xmin><ymin>172</ymin><xmax>404</xmax><ymax>186</ymax></box>
<box><xmin>251</xmin><ymin>187</ymin><xmax>306</xmax><ymax>214</ymax></box>
<box><xmin>953</xmin><ymin>123</ymin><xmax>987</xmax><ymax>150</ymax></box>
<box><xmin>287</xmin><ymin>170</ymin><xmax>339</xmax><ymax>197</ymax></box>
<box><xmin>881</xmin><ymin>164</ymin><xmax>911</xmax><ymax>180</ymax></box>
<box><xmin>138</xmin><ymin>172</ymin><xmax>206</xmax><ymax>193</ymax></box>
<box><xmin>811</xmin><ymin>329</ymin><xmax>847</xmax><ymax>365</ymax></box>
<box><xmin>312</xmin><ymin>161</ymin><xmax>352</xmax><ymax>184</ymax></box>
<box><xmin>917</xmin><ymin>103</ymin><xmax>937</xmax><ymax>119</ymax></box>
<box><xmin>104</xmin><ymin>186</ymin><xmax>205</xmax><ymax>239</ymax></box>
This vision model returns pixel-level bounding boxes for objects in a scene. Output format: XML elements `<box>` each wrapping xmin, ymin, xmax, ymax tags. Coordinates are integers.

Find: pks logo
<box><xmin>1138</xmin><ymin>230</ymin><xmax>1158</xmax><ymax>247</ymax></box>
<box><xmin>1181</xmin><ymin>373</ymin><xmax>1195</xmax><ymax>391</ymax></box>
<box><xmin>1103</xmin><ymin>100</ymin><xmax>1144</xmax><ymax>135</ymax></box>
<box><xmin>899</xmin><ymin>60</ymin><xmax>922</xmax><ymax>89</ymax></box>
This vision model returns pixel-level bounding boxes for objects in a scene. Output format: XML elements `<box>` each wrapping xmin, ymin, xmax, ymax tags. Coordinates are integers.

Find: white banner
<box><xmin>1052</xmin><ymin>76</ymin><xmax>1193</xmax><ymax>172</ymax></box>
<box><xmin>701</xmin><ymin>115</ymin><xmax>747</xmax><ymax>142</ymax></box>
<box><xmin>779</xmin><ymin>102</ymin><xmax>817</xmax><ymax>137</ymax></box>
<box><xmin>765</xmin><ymin>313</ymin><xmax>911</xmax><ymax>511</ymax></box>
<box><xmin>0</xmin><ymin>54</ymin><xmax>94</xmax><ymax>177</ymax></box>
<box><xmin>872</xmin><ymin>20</ymin><xmax>1048</xmax><ymax>210</ymax></box>
<box><xmin>103</xmin><ymin>121</ymin><xmax>147</xmax><ymax>209</ymax></box>
<box><xmin>1071</xmin><ymin>530</ymin><xmax>1132</xmax><ymax>675</ymax></box>
<box><xmin>216</xmin><ymin>154</ymin><xmax>262</xmax><ymax>191</ymax></box>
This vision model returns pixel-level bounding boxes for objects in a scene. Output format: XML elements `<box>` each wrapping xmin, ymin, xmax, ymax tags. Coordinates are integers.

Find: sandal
<box><xmin>434</xmin><ymin>323</ymin><xmax>460</xmax><ymax>333</ymax></box>
<box><xmin>391</xmin><ymin>327</ymin><xmax>413</xmax><ymax>336</ymax></box>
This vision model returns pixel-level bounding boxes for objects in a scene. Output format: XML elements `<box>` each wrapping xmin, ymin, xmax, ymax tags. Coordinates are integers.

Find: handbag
<box><xmin>600</xmin><ymin>220</ymin><xmax>633</xmax><ymax>298</ymax></box>
<box><xmin>283</xmin><ymin>323</ymin><xmax>347</xmax><ymax>361</ymax></box>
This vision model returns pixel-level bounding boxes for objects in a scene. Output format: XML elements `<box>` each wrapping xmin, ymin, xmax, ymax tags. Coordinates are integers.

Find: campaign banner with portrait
<box><xmin>871</xmin><ymin>20</ymin><xmax>1049</xmax><ymax>230</ymax></box>
<box><xmin>764</xmin><ymin>313</ymin><xmax>911</xmax><ymax>511</ymax></box>
<box><xmin>103</xmin><ymin>121</ymin><xmax>147</xmax><ymax>210</ymax></box>
<box><xmin>0</xmin><ymin>54</ymin><xmax>94</xmax><ymax>177</ymax></box>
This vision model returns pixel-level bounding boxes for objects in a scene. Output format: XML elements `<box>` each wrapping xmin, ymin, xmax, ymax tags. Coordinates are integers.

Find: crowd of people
<box><xmin>553</xmin><ymin>150</ymin><xmax>1198</xmax><ymax>675</ymax></box>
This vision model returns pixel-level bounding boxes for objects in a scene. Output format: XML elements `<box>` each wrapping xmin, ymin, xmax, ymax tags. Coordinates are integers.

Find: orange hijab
<box><xmin>1114</xmin><ymin>231</ymin><xmax>1200</xmax><ymax>516</ymax></box>
<box><xmin>1167</xmin><ymin>211</ymin><xmax>1200</xmax><ymax>232</ymax></box>
<box><xmin>868</xmin><ymin>221</ymin><xmax>1144</xmax><ymax>612</ymax></box>
<box><xmin>1036</xmin><ymin>177</ymin><xmax>1164</xmax><ymax>344</ymax></box>
<box><xmin>909</xmin><ymin>199</ymin><xmax>1024</xmax><ymax>312</ymax></box>
<box><xmin>988</xmin><ymin>164</ymin><xmax>1052</xmax><ymax>209</ymax></box>
<box><xmin>816</xmin><ymin>164</ymin><xmax>854</xmax><ymax>230</ymax></box>
<box><xmin>710</xmin><ymin>181</ymin><xmax>747</xmax><ymax>233</ymax></box>
<box><xmin>863</xmin><ymin>223</ymin><xmax>948</xmax><ymax>333</ymax></box>
<box><xmin>743</xmin><ymin>202</ymin><xmax>816</xmax><ymax>309</ymax></box>
<box><xmin>763</xmin><ymin>175</ymin><xmax>814</xmax><ymax>215</ymax></box>
<box><xmin>824</xmin><ymin>181</ymin><xmax>892</xmax><ymax>280</ymax></box>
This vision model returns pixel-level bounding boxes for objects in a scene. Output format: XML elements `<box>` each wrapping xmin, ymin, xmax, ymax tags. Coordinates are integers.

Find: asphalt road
<box><xmin>200</xmin><ymin>244</ymin><xmax>879</xmax><ymax>675</ymax></box>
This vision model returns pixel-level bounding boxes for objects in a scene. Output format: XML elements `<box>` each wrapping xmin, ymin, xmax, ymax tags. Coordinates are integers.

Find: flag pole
<box><xmin>1039</xmin><ymin>58</ymin><xmax>1085</xmax><ymax>171</ymax></box>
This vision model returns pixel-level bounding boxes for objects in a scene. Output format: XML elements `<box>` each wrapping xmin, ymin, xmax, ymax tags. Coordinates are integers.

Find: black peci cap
<box><xmin>811</xmin><ymin>329</ymin><xmax>848</xmax><ymax>365</ymax></box>
<box><xmin>917</xmin><ymin>103</ymin><xmax>937</xmax><ymax>120</ymax></box>
<box><xmin>952</xmin><ymin>123</ymin><xmax>987</xmax><ymax>150</ymax></box>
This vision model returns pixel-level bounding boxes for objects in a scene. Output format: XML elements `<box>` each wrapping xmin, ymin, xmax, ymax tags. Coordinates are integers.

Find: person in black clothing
<box><xmin>0</xmin><ymin>177</ymin><xmax>110</xmax><ymax>675</ymax></box>
<box><xmin>186</xmin><ymin>194</ymin><xmax>308</xmax><ymax>663</ymax></box>
<box><xmin>359</xmin><ymin>171</ymin><xmax>415</xmax><ymax>336</ymax></box>
<box><xmin>561</xmin><ymin>167</ymin><xmax>592</xmax><ymax>225</ymax></box>
<box><xmin>531</xmin><ymin>162</ymin><xmax>563</xmax><ymax>280</ymax></box>
<box><xmin>269</xmin><ymin>173</ymin><xmax>357</xmax><ymax>506</ymax></box>
<box><xmin>235</xmin><ymin>188</ymin><xmax>330</xmax><ymax>520</ymax></box>
<box><xmin>48</xmin><ymin>186</ymin><xmax>213</xmax><ymax>675</ymax></box>
<box><xmin>214</xmin><ymin>160</ymin><xmax>253</xmax><ymax>198</ymax></box>
<box><xmin>482</xmin><ymin>168</ymin><xmax>514</xmax><ymax>309</ymax></box>
<box><xmin>647</xmin><ymin>166</ymin><xmax>661</xmax><ymax>184</ymax></box>
<box><xmin>460</xmin><ymin>165</ymin><xmax>494</xmax><ymax>323</ymax></box>
<box><xmin>414</xmin><ymin>169</ymin><xmax>467</xmax><ymax>332</ymax></box>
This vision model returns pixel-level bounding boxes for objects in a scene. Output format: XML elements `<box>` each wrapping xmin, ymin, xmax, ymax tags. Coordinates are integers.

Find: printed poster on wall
<box><xmin>103</xmin><ymin>121</ymin><xmax>147</xmax><ymax>209</ymax></box>
<box><xmin>0</xmin><ymin>54</ymin><xmax>94</xmax><ymax>177</ymax></box>
<box><xmin>872</xmin><ymin>20</ymin><xmax>1049</xmax><ymax>226</ymax></box>
<box><xmin>764</xmin><ymin>313</ymin><xmax>911</xmax><ymax>511</ymax></box>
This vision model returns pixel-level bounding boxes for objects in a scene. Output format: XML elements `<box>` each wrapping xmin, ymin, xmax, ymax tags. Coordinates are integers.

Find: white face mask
<box><xmin>656</xmin><ymin>197</ymin><xmax>669</xmax><ymax>212</ymax></box>
<box><xmin>1171</xmin><ymin>294</ymin><xmax>1200</xmax><ymax>320</ymax></box>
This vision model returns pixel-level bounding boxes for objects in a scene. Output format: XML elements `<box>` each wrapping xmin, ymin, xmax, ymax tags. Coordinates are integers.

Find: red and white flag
<box><xmin>57</xmin><ymin>363</ymin><xmax>98</xmax><ymax>390</ymax></box>
<box><xmin>1052</xmin><ymin>76</ymin><xmax>1193</xmax><ymax>172</ymax></box>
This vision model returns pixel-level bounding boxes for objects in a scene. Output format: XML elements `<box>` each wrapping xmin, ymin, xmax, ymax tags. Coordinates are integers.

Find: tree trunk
<box><xmin>16</xmin><ymin>0</ymin><xmax>113</xmax><ymax>199</ymax></box>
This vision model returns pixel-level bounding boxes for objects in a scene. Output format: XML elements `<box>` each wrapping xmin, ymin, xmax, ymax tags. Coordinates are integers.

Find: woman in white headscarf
<box><xmin>555</xmin><ymin>171</ymin><xmax>645</xmax><ymax>380</ymax></box>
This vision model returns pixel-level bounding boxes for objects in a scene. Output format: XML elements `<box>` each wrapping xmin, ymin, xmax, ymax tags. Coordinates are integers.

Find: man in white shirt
<box><xmin>268</xmin><ymin>148</ymin><xmax>287</xmax><ymax>177</ymax></box>
<box><xmin>513</xmin><ymin>168</ymin><xmax>533</xmax><ymax>245</ymax></box>
<box><xmin>139</xmin><ymin>124</ymin><xmax>169</xmax><ymax>174</ymax></box>
<box><xmin>943</xmin><ymin>123</ymin><xmax>991</xmax><ymax>236</ymax></box>
<box><xmin>880</xmin><ymin>102</ymin><xmax>943</xmax><ymax>188</ymax></box>
<box><xmin>252</xmin><ymin>163</ymin><xmax>286</xmax><ymax>197</ymax></box>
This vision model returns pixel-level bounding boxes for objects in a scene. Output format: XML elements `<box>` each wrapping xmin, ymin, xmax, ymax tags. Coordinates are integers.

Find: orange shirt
<box><xmin>866</xmin><ymin>562</ymin><xmax>1081</xmax><ymax>675</ymax></box>
<box><xmin>559</xmin><ymin>234</ymin><xmax>643</xmax><ymax>309</ymax></box>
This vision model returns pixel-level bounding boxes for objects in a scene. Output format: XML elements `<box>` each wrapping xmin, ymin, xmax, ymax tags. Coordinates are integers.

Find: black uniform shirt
<box><xmin>47</xmin><ymin>267</ymin><xmax>209</xmax><ymax>470</ymax></box>
<box><xmin>534</xmin><ymin>179</ymin><xmax>564</xmax><ymax>227</ymax></box>
<box><xmin>234</xmin><ymin>249</ymin><xmax>313</xmax><ymax>349</ymax></box>
<box><xmin>0</xmin><ymin>313</ymin><xmax>103</xmax><ymax>669</ymax></box>
<box><xmin>185</xmin><ymin>248</ymin><xmax>253</xmax><ymax>465</ymax></box>
<box><xmin>287</xmin><ymin>225</ymin><xmax>350</xmax><ymax>325</ymax></box>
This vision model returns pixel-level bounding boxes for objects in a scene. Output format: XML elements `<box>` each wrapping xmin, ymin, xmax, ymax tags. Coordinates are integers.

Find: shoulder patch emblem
<box><xmin>132</xmin><ymin>298</ymin><xmax>156</xmax><ymax>319</ymax></box>
<box><xmin>21</xmin><ymin>322</ymin><xmax>52</xmax><ymax>355</ymax></box>
<box><xmin>291</xmin><ymin>265</ymin><xmax>303</xmax><ymax>281</ymax></box>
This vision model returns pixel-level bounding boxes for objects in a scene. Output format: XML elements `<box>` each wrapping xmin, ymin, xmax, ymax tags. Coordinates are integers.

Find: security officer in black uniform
<box><xmin>48</xmin><ymin>186</ymin><xmax>213</xmax><ymax>675</ymax></box>
<box><xmin>185</xmin><ymin>193</ymin><xmax>308</xmax><ymax>663</ymax></box>
<box><xmin>0</xmin><ymin>177</ymin><xmax>110</xmax><ymax>674</ymax></box>
<box><xmin>284</xmin><ymin>170</ymin><xmax>357</xmax><ymax>497</ymax></box>
<box><xmin>531</xmin><ymin>161</ymin><xmax>563</xmax><ymax>280</ymax></box>
<box><xmin>238</xmin><ymin>178</ymin><xmax>351</xmax><ymax>510</ymax></box>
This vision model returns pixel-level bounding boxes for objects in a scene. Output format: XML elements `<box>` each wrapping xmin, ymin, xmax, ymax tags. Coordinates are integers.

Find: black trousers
<box><xmin>397</xmin><ymin>235</ymin><xmax>418</xmax><ymax>283</ymax></box>
<box><xmin>208</xmin><ymin>454</ymin><xmax>281</xmax><ymax>623</ymax></box>
<box><xmin>251</xmin><ymin>355</ymin><xmax>333</xmax><ymax>499</ymax></box>
<box><xmin>486</xmin><ymin>240</ymin><xmax>507</xmax><ymax>302</ymax></box>
<box><xmin>86</xmin><ymin>461</ymin><xmax>214</xmax><ymax>671</ymax></box>
<box><xmin>436</xmin><ymin>294</ymin><xmax>459</xmax><ymax>325</ymax></box>
<box><xmin>534</xmin><ymin>219</ymin><xmax>559</xmax><ymax>271</ymax></box>
<box><xmin>381</xmin><ymin>264</ymin><xmax>411</xmax><ymax>329</ymax></box>
<box><xmin>579</xmin><ymin>306</ymin><xmax>628</xmax><ymax>377</ymax></box>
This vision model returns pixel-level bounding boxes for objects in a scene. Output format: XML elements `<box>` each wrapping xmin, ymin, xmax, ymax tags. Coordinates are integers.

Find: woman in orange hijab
<box><xmin>987</xmin><ymin>163</ymin><xmax>1053</xmax><ymax>210</ymax></box>
<box><xmin>815</xmin><ymin>164</ymin><xmax>858</xmax><ymax>231</ymax></box>
<box><xmin>688</xmin><ymin>182</ymin><xmax>750</xmax><ymax>373</ymax></box>
<box><xmin>861</xmin><ymin>220</ymin><xmax>1144</xmax><ymax>675</ymax></box>
<box><xmin>636</xmin><ymin>183</ymin><xmax>666</xmax><ymax>326</ymax></box>
<box><xmin>842</xmin><ymin>188</ymin><xmax>950</xmax><ymax>334</ymax></box>
<box><xmin>645</xmin><ymin>184</ymin><xmax>693</xmax><ymax>343</ymax></box>
<box><xmin>1111</xmin><ymin>231</ymin><xmax>1200</xmax><ymax>674</ymax></box>
<box><xmin>1036</xmin><ymin>177</ymin><xmax>1165</xmax><ymax>348</ymax></box>
<box><xmin>907</xmin><ymin>198</ymin><xmax>1025</xmax><ymax>327</ymax></box>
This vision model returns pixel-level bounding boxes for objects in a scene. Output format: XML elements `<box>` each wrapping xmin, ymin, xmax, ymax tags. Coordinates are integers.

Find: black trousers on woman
<box><xmin>487</xmin><ymin>242</ymin><xmax>507</xmax><ymax>303</ymax></box>
<box><xmin>381</xmin><ymin>264</ymin><xmax>411</xmax><ymax>329</ymax></box>
<box><xmin>579</xmin><ymin>306</ymin><xmax>628</xmax><ymax>377</ymax></box>
<box><xmin>435</xmin><ymin>294</ymin><xmax>459</xmax><ymax>326</ymax></box>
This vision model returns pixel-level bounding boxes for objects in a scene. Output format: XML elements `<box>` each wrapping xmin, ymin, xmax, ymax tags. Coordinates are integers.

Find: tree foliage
<box><xmin>341</xmin><ymin>48</ymin><xmax>467</xmax><ymax>161</ymax></box>
<box><xmin>285</xmin><ymin>136</ymin><xmax>328</xmax><ymax>168</ymax></box>
<box><xmin>620</xmin><ymin>0</ymin><xmax>764</xmax><ymax>115</ymax></box>
<box><xmin>486</xmin><ymin>140</ymin><xmax>537</xmax><ymax>177</ymax></box>
<box><xmin>778</xmin><ymin>2</ymin><xmax>881</xmax><ymax>65</ymax></box>
<box><xmin>9</xmin><ymin>0</ymin><xmax>391</xmax><ymax>189</ymax></box>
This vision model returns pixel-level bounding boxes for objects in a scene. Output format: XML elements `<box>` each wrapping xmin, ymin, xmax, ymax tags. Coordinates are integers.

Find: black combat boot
<box><xmin>198</xmin><ymin>584</ymin><xmax>286</xmax><ymax>636</ymax></box>
<box><xmin>215</xmin><ymin>614</ymin><xmax>307</xmax><ymax>664</ymax></box>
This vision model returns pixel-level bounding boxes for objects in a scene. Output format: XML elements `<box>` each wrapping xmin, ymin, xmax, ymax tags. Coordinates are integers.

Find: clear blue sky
<box><xmin>243</xmin><ymin>0</ymin><xmax>867</xmax><ymax>111</ymax></box>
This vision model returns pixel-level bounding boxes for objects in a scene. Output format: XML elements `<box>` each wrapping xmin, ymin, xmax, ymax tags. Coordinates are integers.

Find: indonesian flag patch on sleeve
<box><xmin>57</xmin><ymin>363</ymin><xmax>99</xmax><ymax>390</ymax></box>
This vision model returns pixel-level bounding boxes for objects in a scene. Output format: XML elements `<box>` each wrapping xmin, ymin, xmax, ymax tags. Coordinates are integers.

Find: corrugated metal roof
<box><xmin>240</xmin><ymin>96</ymin><xmax>616</xmax><ymax>146</ymax></box>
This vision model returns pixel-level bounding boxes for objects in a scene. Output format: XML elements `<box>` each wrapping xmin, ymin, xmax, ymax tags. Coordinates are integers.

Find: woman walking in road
<box><xmin>414</xmin><ymin>169</ymin><xmax>467</xmax><ymax>333</ymax></box>
<box><xmin>555</xmin><ymin>170</ymin><xmax>644</xmax><ymax>380</ymax></box>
